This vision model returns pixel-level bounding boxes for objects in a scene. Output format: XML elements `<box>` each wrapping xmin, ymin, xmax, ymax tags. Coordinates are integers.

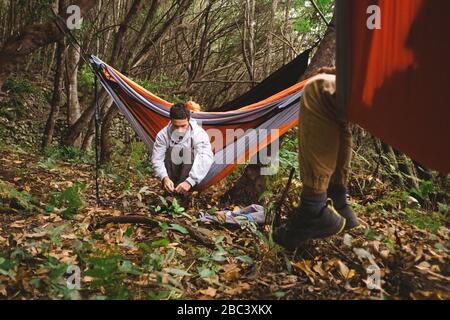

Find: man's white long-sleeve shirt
<box><xmin>151</xmin><ymin>120</ymin><xmax>214</xmax><ymax>187</ymax></box>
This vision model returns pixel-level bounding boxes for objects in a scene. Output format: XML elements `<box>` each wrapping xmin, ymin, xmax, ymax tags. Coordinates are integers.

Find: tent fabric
<box><xmin>90</xmin><ymin>55</ymin><xmax>308</xmax><ymax>191</ymax></box>
<box><xmin>337</xmin><ymin>0</ymin><xmax>450</xmax><ymax>173</ymax></box>
<box><xmin>217</xmin><ymin>49</ymin><xmax>310</xmax><ymax>112</ymax></box>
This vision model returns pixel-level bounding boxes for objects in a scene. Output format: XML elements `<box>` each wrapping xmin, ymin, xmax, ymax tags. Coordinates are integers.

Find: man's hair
<box><xmin>170</xmin><ymin>103</ymin><xmax>191</xmax><ymax>120</ymax></box>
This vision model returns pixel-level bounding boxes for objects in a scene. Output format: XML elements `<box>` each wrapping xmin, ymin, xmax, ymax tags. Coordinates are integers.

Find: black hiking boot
<box><xmin>336</xmin><ymin>205</ymin><xmax>359</xmax><ymax>231</ymax></box>
<box><xmin>273</xmin><ymin>200</ymin><xmax>346</xmax><ymax>251</ymax></box>
<box><xmin>327</xmin><ymin>185</ymin><xmax>359</xmax><ymax>231</ymax></box>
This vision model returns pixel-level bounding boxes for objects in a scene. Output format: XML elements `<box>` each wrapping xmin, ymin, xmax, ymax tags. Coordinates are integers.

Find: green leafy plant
<box><xmin>43</xmin><ymin>146</ymin><xmax>90</xmax><ymax>165</ymax></box>
<box><xmin>0</xmin><ymin>254</ymin><xmax>18</xmax><ymax>281</ymax></box>
<box><xmin>194</xmin><ymin>236</ymin><xmax>232</xmax><ymax>284</ymax></box>
<box><xmin>0</xmin><ymin>247</ymin><xmax>32</xmax><ymax>282</ymax></box>
<box><xmin>158</xmin><ymin>196</ymin><xmax>185</xmax><ymax>218</ymax></box>
<box><xmin>404</xmin><ymin>208</ymin><xmax>442</xmax><ymax>233</ymax></box>
<box><xmin>37</xmin><ymin>157</ymin><xmax>58</xmax><ymax>171</ymax></box>
<box><xmin>46</xmin><ymin>184</ymin><xmax>85</xmax><ymax>219</ymax></box>
<box><xmin>0</xmin><ymin>180</ymin><xmax>37</xmax><ymax>214</ymax></box>
<box><xmin>84</xmin><ymin>253</ymin><xmax>139</xmax><ymax>299</ymax></box>
<box><xmin>410</xmin><ymin>180</ymin><xmax>434</xmax><ymax>202</ymax></box>
<box><xmin>437</xmin><ymin>202</ymin><xmax>450</xmax><ymax>215</ymax></box>
<box><xmin>79</xmin><ymin>64</ymin><xmax>95</xmax><ymax>91</ymax></box>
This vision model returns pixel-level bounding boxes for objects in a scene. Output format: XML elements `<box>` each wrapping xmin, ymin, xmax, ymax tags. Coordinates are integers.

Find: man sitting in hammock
<box><xmin>152</xmin><ymin>103</ymin><xmax>214</xmax><ymax>194</ymax></box>
<box><xmin>274</xmin><ymin>67</ymin><xmax>359</xmax><ymax>250</ymax></box>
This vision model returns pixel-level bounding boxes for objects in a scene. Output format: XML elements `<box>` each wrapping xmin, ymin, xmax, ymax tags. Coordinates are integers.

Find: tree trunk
<box><xmin>100</xmin><ymin>105</ymin><xmax>119</xmax><ymax>164</ymax></box>
<box><xmin>264</xmin><ymin>0</ymin><xmax>279</xmax><ymax>77</ymax></box>
<box><xmin>66</xmin><ymin>46</ymin><xmax>81</xmax><ymax>125</ymax></box>
<box><xmin>65</xmin><ymin>45</ymin><xmax>82</xmax><ymax>146</ymax></box>
<box><xmin>282</xmin><ymin>0</ymin><xmax>292</xmax><ymax>64</ymax></box>
<box><xmin>301</xmin><ymin>14</ymin><xmax>336</xmax><ymax>80</ymax></box>
<box><xmin>63</xmin><ymin>90</ymin><xmax>110</xmax><ymax>146</ymax></box>
<box><xmin>41</xmin><ymin>41</ymin><xmax>65</xmax><ymax>151</ymax></box>
<box><xmin>242</xmin><ymin>0</ymin><xmax>256</xmax><ymax>85</ymax></box>
<box><xmin>41</xmin><ymin>0</ymin><xmax>66</xmax><ymax>151</ymax></box>
<box><xmin>81</xmin><ymin>117</ymin><xmax>95</xmax><ymax>153</ymax></box>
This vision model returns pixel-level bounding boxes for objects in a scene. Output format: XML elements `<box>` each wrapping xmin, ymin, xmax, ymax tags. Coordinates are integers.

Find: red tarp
<box><xmin>338</xmin><ymin>0</ymin><xmax>450</xmax><ymax>173</ymax></box>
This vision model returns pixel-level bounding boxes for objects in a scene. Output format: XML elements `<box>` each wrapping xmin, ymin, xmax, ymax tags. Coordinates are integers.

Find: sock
<box><xmin>327</xmin><ymin>185</ymin><xmax>349</xmax><ymax>210</ymax></box>
<box><xmin>298</xmin><ymin>191</ymin><xmax>327</xmax><ymax>218</ymax></box>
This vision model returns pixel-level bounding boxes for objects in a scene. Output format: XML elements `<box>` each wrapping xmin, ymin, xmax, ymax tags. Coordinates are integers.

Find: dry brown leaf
<box><xmin>224</xmin><ymin>282</ymin><xmax>250</xmax><ymax>296</ymax></box>
<box><xmin>0</xmin><ymin>285</ymin><xmax>7</xmax><ymax>296</ymax></box>
<box><xmin>10</xmin><ymin>220</ymin><xmax>27</xmax><ymax>228</ymax></box>
<box><xmin>35</xmin><ymin>268</ymin><xmax>51</xmax><ymax>275</ymax></box>
<box><xmin>337</xmin><ymin>261</ymin><xmax>356</xmax><ymax>280</ymax></box>
<box><xmin>312</xmin><ymin>262</ymin><xmax>327</xmax><ymax>278</ymax></box>
<box><xmin>24</xmin><ymin>232</ymin><xmax>47</xmax><ymax>239</ymax></box>
<box><xmin>61</xmin><ymin>234</ymin><xmax>77</xmax><ymax>240</ymax></box>
<box><xmin>199</xmin><ymin>287</ymin><xmax>217</xmax><ymax>297</ymax></box>
<box><xmin>416</xmin><ymin>261</ymin><xmax>431</xmax><ymax>274</ymax></box>
<box><xmin>414</xmin><ymin>246</ymin><xmax>424</xmax><ymax>262</ymax></box>
<box><xmin>292</xmin><ymin>260</ymin><xmax>316</xmax><ymax>284</ymax></box>
<box><xmin>176</xmin><ymin>247</ymin><xmax>187</xmax><ymax>257</ymax></box>
<box><xmin>380</xmin><ymin>250</ymin><xmax>390</xmax><ymax>259</ymax></box>
<box><xmin>220</xmin><ymin>264</ymin><xmax>241</xmax><ymax>282</ymax></box>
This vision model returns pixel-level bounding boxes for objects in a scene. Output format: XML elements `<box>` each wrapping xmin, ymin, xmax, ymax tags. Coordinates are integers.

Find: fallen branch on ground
<box><xmin>93</xmin><ymin>215</ymin><xmax>216</xmax><ymax>249</ymax></box>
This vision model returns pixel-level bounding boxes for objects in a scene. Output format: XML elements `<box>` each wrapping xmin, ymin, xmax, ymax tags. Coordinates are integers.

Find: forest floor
<box><xmin>0</xmin><ymin>145</ymin><xmax>449</xmax><ymax>300</ymax></box>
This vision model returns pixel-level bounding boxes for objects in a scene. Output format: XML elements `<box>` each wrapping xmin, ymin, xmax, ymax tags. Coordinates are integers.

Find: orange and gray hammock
<box><xmin>90</xmin><ymin>54</ymin><xmax>309</xmax><ymax>191</ymax></box>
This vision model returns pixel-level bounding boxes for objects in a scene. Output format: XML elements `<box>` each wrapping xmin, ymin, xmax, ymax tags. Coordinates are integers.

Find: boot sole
<box><xmin>344</xmin><ymin>220</ymin><xmax>360</xmax><ymax>231</ymax></box>
<box><xmin>309</xmin><ymin>215</ymin><xmax>346</xmax><ymax>240</ymax></box>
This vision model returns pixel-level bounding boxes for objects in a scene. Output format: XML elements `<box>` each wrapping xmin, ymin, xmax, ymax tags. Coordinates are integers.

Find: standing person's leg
<box><xmin>299</xmin><ymin>74</ymin><xmax>342</xmax><ymax>193</ymax></box>
<box><xmin>274</xmin><ymin>73</ymin><xmax>349</xmax><ymax>249</ymax></box>
<box><xmin>327</xmin><ymin>122</ymin><xmax>359</xmax><ymax>229</ymax></box>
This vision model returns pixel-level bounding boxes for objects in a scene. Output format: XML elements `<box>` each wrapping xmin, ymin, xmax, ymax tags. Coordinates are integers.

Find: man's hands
<box><xmin>163</xmin><ymin>177</ymin><xmax>175</xmax><ymax>193</ymax></box>
<box><xmin>163</xmin><ymin>177</ymin><xmax>192</xmax><ymax>194</ymax></box>
<box><xmin>175</xmin><ymin>181</ymin><xmax>192</xmax><ymax>194</ymax></box>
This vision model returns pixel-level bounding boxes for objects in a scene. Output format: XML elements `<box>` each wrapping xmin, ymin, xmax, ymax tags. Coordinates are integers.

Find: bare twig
<box><xmin>310</xmin><ymin>0</ymin><xmax>330</xmax><ymax>26</ymax></box>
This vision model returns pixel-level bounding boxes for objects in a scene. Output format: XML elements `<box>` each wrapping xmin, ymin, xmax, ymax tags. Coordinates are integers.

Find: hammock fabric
<box><xmin>91</xmin><ymin>56</ymin><xmax>308</xmax><ymax>191</ymax></box>
<box><xmin>217</xmin><ymin>49</ymin><xmax>310</xmax><ymax>111</ymax></box>
<box><xmin>337</xmin><ymin>0</ymin><xmax>450</xmax><ymax>173</ymax></box>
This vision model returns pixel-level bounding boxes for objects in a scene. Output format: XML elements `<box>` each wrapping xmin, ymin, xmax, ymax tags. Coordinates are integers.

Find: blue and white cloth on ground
<box><xmin>199</xmin><ymin>205</ymin><xmax>265</xmax><ymax>226</ymax></box>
